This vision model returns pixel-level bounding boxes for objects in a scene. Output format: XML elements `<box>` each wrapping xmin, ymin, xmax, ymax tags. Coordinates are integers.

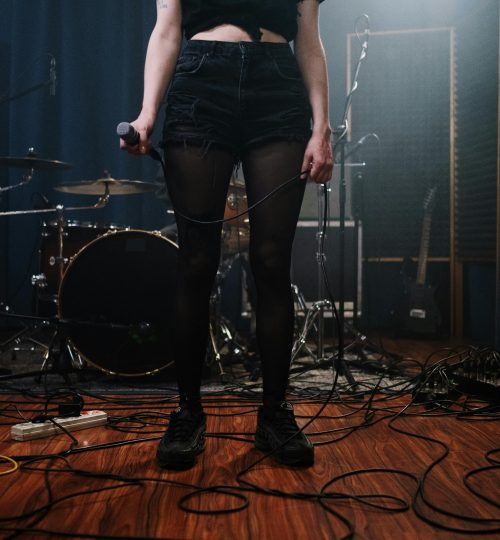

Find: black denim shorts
<box><xmin>162</xmin><ymin>40</ymin><xmax>312</xmax><ymax>158</ymax></box>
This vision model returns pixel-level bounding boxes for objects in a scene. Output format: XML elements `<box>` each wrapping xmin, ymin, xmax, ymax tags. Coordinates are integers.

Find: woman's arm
<box><xmin>121</xmin><ymin>0</ymin><xmax>183</xmax><ymax>155</ymax></box>
<box><xmin>294</xmin><ymin>0</ymin><xmax>333</xmax><ymax>183</ymax></box>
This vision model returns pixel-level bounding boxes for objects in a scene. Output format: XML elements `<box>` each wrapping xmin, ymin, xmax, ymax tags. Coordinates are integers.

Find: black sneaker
<box><xmin>255</xmin><ymin>402</ymin><xmax>314</xmax><ymax>467</ymax></box>
<box><xmin>156</xmin><ymin>407</ymin><xmax>206</xmax><ymax>470</ymax></box>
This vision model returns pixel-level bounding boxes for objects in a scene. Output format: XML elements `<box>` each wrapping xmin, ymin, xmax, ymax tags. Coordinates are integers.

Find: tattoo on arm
<box><xmin>157</xmin><ymin>0</ymin><xmax>168</xmax><ymax>9</ymax></box>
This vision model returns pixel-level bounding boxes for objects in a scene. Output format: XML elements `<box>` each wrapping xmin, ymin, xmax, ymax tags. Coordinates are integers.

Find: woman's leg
<box><xmin>242</xmin><ymin>140</ymin><xmax>307</xmax><ymax>410</ymax></box>
<box><xmin>164</xmin><ymin>143</ymin><xmax>235</xmax><ymax>409</ymax></box>
<box><xmin>242</xmin><ymin>139</ymin><xmax>314</xmax><ymax>466</ymax></box>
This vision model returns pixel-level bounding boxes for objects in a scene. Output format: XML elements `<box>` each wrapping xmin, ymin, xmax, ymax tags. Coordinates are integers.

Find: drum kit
<box><xmin>0</xmin><ymin>152</ymin><xmax>252</xmax><ymax>380</ymax></box>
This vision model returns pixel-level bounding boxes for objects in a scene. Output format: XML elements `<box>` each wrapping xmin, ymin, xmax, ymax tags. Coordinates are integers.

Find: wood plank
<box><xmin>0</xmin><ymin>339</ymin><xmax>499</xmax><ymax>539</ymax></box>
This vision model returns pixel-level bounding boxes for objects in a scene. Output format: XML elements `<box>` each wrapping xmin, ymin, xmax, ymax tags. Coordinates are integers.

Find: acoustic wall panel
<box><xmin>347</xmin><ymin>28</ymin><xmax>452</xmax><ymax>260</ymax></box>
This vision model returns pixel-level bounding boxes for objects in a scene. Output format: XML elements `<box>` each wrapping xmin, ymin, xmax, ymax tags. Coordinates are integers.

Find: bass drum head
<box><xmin>59</xmin><ymin>230</ymin><xmax>177</xmax><ymax>376</ymax></box>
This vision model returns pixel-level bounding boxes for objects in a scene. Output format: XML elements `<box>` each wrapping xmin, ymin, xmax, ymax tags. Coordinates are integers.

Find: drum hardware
<box><xmin>208</xmin><ymin>257</ymin><xmax>249</xmax><ymax>381</ymax></box>
<box><xmin>34</xmin><ymin>220</ymin><xmax>126</xmax><ymax>309</ymax></box>
<box><xmin>221</xmin><ymin>178</ymin><xmax>250</xmax><ymax>257</ymax></box>
<box><xmin>0</xmin><ymin>187</ymin><xmax>111</xmax><ymax>376</ymax></box>
<box><xmin>205</xmin><ymin>179</ymin><xmax>252</xmax><ymax>376</ymax></box>
<box><xmin>0</xmin><ymin>185</ymin><xmax>110</xmax><ymax>218</ymax></box>
<box><xmin>31</xmin><ymin>273</ymin><xmax>48</xmax><ymax>290</ymax></box>
<box><xmin>291</xmin><ymin>285</ymin><xmax>322</xmax><ymax>362</ymax></box>
<box><xmin>0</xmin><ymin>306</ymin><xmax>50</xmax><ymax>366</ymax></box>
<box><xmin>0</xmin><ymin>310</ymin><xmax>79</xmax><ymax>383</ymax></box>
<box><xmin>0</xmin><ymin>148</ymin><xmax>72</xmax><ymax>194</ymax></box>
<box><xmin>158</xmin><ymin>222</ymin><xmax>178</xmax><ymax>242</ymax></box>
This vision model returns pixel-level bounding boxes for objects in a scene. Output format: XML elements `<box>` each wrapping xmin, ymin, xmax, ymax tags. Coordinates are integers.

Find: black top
<box><xmin>181</xmin><ymin>0</ymin><xmax>325</xmax><ymax>42</ymax></box>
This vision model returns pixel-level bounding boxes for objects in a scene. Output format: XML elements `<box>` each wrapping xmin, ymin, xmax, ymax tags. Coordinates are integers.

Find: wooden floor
<box><xmin>0</xmin><ymin>338</ymin><xmax>499</xmax><ymax>539</ymax></box>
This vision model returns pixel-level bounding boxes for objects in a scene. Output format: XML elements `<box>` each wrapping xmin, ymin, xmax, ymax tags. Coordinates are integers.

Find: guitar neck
<box><xmin>416</xmin><ymin>214</ymin><xmax>432</xmax><ymax>286</ymax></box>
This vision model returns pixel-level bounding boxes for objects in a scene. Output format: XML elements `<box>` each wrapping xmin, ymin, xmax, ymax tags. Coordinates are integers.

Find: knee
<box><xmin>178</xmin><ymin>247</ymin><xmax>220</xmax><ymax>285</ymax></box>
<box><xmin>250</xmin><ymin>242</ymin><xmax>290</xmax><ymax>284</ymax></box>
<box><xmin>177</xmin><ymin>225</ymin><xmax>222</xmax><ymax>280</ymax></box>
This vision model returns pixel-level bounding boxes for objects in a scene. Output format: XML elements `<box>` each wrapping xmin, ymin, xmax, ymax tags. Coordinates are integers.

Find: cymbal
<box><xmin>0</xmin><ymin>156</ymin><xmax>73</xmax><ymax>170</ymax></box>
<box><xmin>53</xmin><ymin>178</ymin><xmax>158</xmax><ymax>195</ymax></box>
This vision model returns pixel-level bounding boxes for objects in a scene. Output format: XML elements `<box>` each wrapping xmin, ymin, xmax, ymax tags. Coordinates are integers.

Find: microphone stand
<box><xmin>331</xmin><ymin>16</ymin><xmax>368</xmax><ymax>382</ymax></box>
<box><xmin>333</xmin><ymin>17</ymin><xmax>402</xmax><ymax>370</ymax></box>
<box><xmin>0</xmin><ymin>54</ymin><xmax>56</xmax><ymax>106</ymax></box>
<box><xmin>291</xmin><ymin>12</ymin><xmax>373</xmax><ymax>387</ymax></box>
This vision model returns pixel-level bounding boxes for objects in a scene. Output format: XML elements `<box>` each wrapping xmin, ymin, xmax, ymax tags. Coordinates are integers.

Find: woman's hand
<box><xmin>119</xmin><ymin>112</ymin><xmax>156</xmax><ymax>156</ymax></box>
<box><xmin>301</xmin><ymin>130</ymin><xmax>334</xmax><ymax>183</ymax></box>
<box><xmin>295</xmin><ymin>1</ymin><xmax>333</xmax><ymax>183</ymax></box>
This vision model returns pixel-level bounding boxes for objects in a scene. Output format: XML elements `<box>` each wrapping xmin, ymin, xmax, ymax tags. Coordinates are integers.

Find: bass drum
<box><xmin>58</xmin><ymin>230</ymin><xmax>177</xmax><ymax>376</ymax></box>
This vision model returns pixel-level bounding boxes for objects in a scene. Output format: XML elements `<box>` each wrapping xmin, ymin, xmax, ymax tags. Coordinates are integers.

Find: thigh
<box><xmin>164</xmin><ymin>144</ymin><xmax>235</xmax><ymax>247</ymax></box>
<box><xmin>242</xmin><ymin>140</ymin><xmax>307</xmax><ymax>255</ymax></box>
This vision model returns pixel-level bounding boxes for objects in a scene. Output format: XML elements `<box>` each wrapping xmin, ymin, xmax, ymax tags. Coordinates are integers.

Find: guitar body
<box><xmin>402</xmin><ymin>279</ymin><xmax>442</xmax><ymax>336</ymax></box>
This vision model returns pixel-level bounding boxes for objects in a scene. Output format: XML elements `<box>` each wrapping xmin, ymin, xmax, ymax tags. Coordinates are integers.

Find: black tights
<box><xmin>164</xmin><ymin>140</ymin><xmax>306</xmax><ymax>411</ymax></box>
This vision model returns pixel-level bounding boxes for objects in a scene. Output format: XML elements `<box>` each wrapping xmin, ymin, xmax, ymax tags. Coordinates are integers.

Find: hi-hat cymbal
<box><xmin>54</xmin><ymin>178</ymin><xmax>158</xmax><ymax>195</ymax></box>
<box><xmin>0</xmin><ymin>156</ymin><xmax>73</xmax><ymax>170</ymax></box>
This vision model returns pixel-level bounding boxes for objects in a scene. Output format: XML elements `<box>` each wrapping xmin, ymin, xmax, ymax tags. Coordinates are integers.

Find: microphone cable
<box><xmin>117</xmin><ymin>121</ymin><xmax>310</xmax><ymax>226</ymax></box>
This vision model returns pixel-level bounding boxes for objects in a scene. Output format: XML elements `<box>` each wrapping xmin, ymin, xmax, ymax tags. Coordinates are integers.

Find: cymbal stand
<box><xmin>0</xmin><ymin>187</ymin><xmax>110</xmax><ymax>217</ymax></box>
<box><xmin>0</xmin><ymin>148</ymin><xmax>54</xmax><ymax>196</ymax></box>
<box><xmin>0</xmin><ymin>167</ymin><xmax>34</xmax><ymax>194</ymax></box>
<box><xmin>291</xmin><ymin>181</ymin><xmax>332</xmax><ymax>363</ymax></box>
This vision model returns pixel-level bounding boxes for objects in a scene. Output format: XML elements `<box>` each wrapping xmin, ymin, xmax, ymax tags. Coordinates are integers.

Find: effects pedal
<box><xmin>11</xmin><ymin>410</ymin><xmax>107</xmax><ymax>441</ymax></box>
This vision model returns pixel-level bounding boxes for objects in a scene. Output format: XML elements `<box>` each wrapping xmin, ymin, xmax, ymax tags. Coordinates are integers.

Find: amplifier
<box><xmin>291</xmin><ymin>220</ymin><xmax>362</xmax><ymax>319</ymax></box>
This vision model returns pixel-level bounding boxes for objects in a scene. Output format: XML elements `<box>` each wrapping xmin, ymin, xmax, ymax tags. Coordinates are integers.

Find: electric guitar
<box><xmin>402</xmin><ymin>186</ymin><xmax>442</xmax><ymax>335</ymax></box>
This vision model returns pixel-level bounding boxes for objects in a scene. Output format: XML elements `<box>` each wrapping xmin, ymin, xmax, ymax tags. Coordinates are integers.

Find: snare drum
<box><xmin>58</xmin><ymin>229</ymin><xmax>177</xmax><ymax>376</ymax></box>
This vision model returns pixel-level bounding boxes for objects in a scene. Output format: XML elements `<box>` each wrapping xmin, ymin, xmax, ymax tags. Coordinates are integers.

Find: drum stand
<box><xmin>0</xmin><ymin>190</ymin><xmax>110</xmax><ymax>379</ymax></box>
<box><xmin>208</xmin><ymin>255</ymin><xmax>249</xmax><ymax>382</ymax></box>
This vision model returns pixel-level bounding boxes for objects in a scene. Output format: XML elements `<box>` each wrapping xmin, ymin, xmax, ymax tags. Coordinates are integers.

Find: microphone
<box><xmin>49</xmin><ymin>57</ymin><xmax>56</xmax><ymax>96</ymax></box>
<box><xmin>116</xmin><ymin>121</ymin><xmax>161</xmax><ymax>161</ymax></box>
<box><xmin>117</xmin><ymin>122</ymin><xmax>140</xmax><ymax>145</ymax></box>
<box><xmin>359</xmin><ymin>13</ymin><xmax>370</xmax><ymax>58</ymax></box>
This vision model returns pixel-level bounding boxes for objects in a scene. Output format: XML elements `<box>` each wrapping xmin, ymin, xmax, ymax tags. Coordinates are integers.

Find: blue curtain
<box><xmin>1</xmin><ymin>0</ymin><xmax>170</xmax><ymax>314</ymax></box>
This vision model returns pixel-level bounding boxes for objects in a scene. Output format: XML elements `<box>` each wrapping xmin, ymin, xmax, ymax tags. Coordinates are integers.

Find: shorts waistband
<box><xmin>183</xmin><ymin>39</ymin><xmax>293</xmax><ymax>57</ymax></box>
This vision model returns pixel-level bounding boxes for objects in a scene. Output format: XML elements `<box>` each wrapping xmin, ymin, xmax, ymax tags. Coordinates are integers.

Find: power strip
<box><xmin>11</xmin><ymin>410</ymin><xmax>107</xmax><ymax>441</ymax></box>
